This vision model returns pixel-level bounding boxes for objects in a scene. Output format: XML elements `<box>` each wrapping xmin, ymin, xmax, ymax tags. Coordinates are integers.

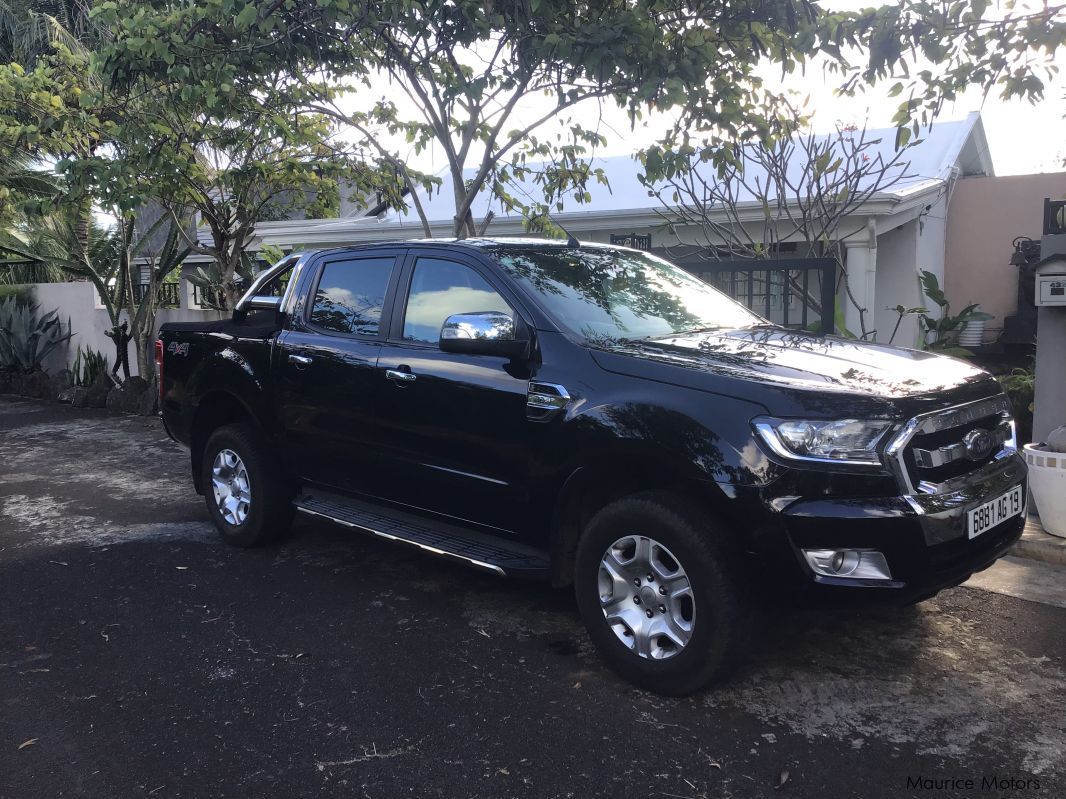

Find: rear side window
<box><xmin>309</xmin><ymin>257</ymin><xmax>395</xmax><ymax>336</ymax></box>
<box><xmin>402</xmin><ymin>257</ymin><xmax>510</xmax><ymax>344</ymax></box>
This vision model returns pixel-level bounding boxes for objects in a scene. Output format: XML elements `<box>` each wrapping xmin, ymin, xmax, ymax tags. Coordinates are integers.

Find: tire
<box><xmin>574</xmin><ymin>492</ymin><xmax>748</xmax><ymax>696</ymax></box>
<box><xmin>201</xmin><ymin>423</ymin><xmax>294</xmax><ymax>547</ymax></box>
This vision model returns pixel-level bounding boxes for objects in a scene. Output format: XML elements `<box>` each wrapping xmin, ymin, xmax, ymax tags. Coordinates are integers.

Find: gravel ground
<box><xmin>1</xmin><ymin>396</ymin><xmax>1064</xmax><ymax>799</ymax></box>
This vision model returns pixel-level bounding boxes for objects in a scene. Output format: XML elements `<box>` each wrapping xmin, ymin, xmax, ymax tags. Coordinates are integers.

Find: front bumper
<box><xmin>767</xmin><ymin>452</ymin><xmax>1027</xmax><ymax>604</ymax></box>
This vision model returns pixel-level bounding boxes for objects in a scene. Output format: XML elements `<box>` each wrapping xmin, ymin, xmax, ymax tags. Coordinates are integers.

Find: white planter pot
<box><xmin>958</xmin><ymin>319</ymin><xmax>985</xmax><ymax>348</ymax></box>
<box><xmin>1023</xmin><ymin>444</ymin><xmax>1066</xmax><ymax>538</ymax></box>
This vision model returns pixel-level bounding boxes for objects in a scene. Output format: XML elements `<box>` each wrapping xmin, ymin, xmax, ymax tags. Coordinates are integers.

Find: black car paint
<box><xmin>159</xmin><ymin>240</ymin><xmax>1025</xmax><ymax>601</ymax></box>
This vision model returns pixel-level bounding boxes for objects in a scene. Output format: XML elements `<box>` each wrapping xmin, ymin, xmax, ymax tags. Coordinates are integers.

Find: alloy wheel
<box><xmin>211</xmin><ymin>448</ymin><xmax>251</xmax><ymax>526</ymax></box>
<box><xmin>598</xmin><ymin>535</ymin><xmax>695</xmax><ymax>660</ymax></box>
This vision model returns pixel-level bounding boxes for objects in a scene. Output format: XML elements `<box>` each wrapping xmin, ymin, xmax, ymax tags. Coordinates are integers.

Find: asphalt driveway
<box><xmin>1</xmin><ymin>397</ymin><xmax>1064</xmax><ymax>798</ymax></box>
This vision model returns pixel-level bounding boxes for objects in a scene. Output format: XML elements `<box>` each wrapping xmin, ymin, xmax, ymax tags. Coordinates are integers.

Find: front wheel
<box><xmin>201</xmin><ymin>423</ymin><xmax>294</xmax><ymax>547</ymax></box>
<box><xmin>574</xmin><ymin>493</ymin><xmax>749</xmax><ymax>695</ymax></box>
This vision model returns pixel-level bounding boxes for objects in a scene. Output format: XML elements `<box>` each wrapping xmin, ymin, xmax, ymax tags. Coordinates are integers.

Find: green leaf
<box><xmin>235</xmin><ymin>3</ymin><xmax>258</xmax><ymax>28</ymax></box>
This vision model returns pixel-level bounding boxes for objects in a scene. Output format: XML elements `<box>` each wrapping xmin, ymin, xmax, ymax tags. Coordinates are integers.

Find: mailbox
<box><xmin>1035</xmin><ymin>255</ymin><xmax>1066</xmax><ymax>307</ymax></box>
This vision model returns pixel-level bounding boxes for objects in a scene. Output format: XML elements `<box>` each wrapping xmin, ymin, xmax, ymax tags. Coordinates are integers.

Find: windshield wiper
<box><xmin>653</xmin><ymin>326</ymin><xmax>725</xmax><ymax>339</ymax></box>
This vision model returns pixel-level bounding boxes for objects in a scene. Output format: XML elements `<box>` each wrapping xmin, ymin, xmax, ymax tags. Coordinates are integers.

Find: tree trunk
<box><xmin>450</xmin><ymin>179</ymin><xmax>476</xmax><ymax>239</ymax></box>
<box><xmin>71</xmin><ymin>194</ymin><xmax>93</xmax><ymax>279</ymax></box>
<box><xmin>134</xmin><ymin>327</ymin><xmax>152</xmax><ymax>380</ymax></box>
<box><xmin>221</xmin><ymin>249</ymin><xmax>243</xmax><ymax>311</ymax></box>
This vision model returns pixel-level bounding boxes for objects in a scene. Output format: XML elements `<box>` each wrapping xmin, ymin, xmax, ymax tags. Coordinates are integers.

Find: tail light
<box><xmin>155</xmin><ymin>339</ymin><xmax>165</xmax><ymax>406</ymax></box>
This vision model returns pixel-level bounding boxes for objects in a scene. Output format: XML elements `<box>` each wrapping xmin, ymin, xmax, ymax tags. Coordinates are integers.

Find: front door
<box><xmin>374</xmin><ymin>253</ymin><xmax>534</xmax><ymax>535</ymax></box>
<box><xmin>276</xmin><ymin>251</ymin><xmax>400</xmax><ymax>493</ymax></box>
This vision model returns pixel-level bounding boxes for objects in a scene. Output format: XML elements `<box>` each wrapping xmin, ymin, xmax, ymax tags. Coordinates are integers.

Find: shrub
<box><xmin>0</xmin><ymin>296</ymin><xmax>74</xmax><ymax>372</ymax></box>
<box><xmin>72</xmin><ymin>345</ymin><xmax>109</xmax><ymax>387</ymax></box>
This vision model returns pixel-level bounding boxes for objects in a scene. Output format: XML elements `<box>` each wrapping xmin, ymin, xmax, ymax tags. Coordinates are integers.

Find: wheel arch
<box><xmin>189</xmin><ymin>390</ymin><xmax>264</xmax><ymax>494</ymax></box>
<box><xmin>547</xmin><ymin>455</ymin><xmax>737</xmax><ymax>587</ymax></box>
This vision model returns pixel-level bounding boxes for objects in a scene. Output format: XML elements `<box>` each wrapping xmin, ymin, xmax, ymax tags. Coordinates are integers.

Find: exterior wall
<box><xmin>26</xmin><ymin>282</ymin><xmax>222</xmax><ymax>378</ymax></box>
<box><xmin>874</xmin><ymin>219</ymin><xmax>923</xmax><ymax>347</ymax></box>
<box><xmin>916</xmin><ymin>193</ymin><xmax>949</xmax><ymax>303</ymax></box>
<box><xmin>945</xmin><ymin>173</ymin><xmax>1066</xmax><ymax>341</ymax></box>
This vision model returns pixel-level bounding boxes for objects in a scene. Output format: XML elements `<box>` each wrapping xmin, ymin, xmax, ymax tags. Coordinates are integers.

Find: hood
<box><xmin>589</xmin><ymin>327</ymin><xmax>992</xmax><ymax>400</ymax></box>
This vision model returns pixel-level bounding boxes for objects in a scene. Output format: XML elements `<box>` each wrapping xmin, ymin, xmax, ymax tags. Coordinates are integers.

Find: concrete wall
<box><xmin>25</xmin><ymin>282</ymin><xmax>221</xmax><ymax>377</ymax></box>
<box><xmin>874</xmin><ymin>219</ymin><xmax>923</xmax><ymax>347</ymax></box>
<box><xmin>945</xmin><ymin>173</ymin><xmax>1066</xmax><ymax>340</ymax></box>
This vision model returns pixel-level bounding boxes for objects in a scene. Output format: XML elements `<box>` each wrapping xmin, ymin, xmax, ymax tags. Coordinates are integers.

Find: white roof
<box><xmin>390</xmin><ymin>112</ymin><xmax>992</xmax><ymax>227</ymax></box>
<box><xmin>249</xmin><ymin>112</ymin><xmax>992</xmax><ymax>246</ymax></box>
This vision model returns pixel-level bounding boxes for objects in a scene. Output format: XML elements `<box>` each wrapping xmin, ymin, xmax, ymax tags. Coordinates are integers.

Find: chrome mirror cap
<box><xmin>439</xmin><ymin>311</ymin><xmax>528</xmax><ymax>359</ymax></box>
<box><xmin>440</xmin><ymin>311</ymin><xmax>516</xmax><ymax>342</ymax></box>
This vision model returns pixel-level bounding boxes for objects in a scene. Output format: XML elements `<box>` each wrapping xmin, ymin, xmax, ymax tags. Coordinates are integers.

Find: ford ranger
<box><xmin>158</xmin><ymin>239</ymin><xmax>1026</xmax><ymax>695</ymax></box>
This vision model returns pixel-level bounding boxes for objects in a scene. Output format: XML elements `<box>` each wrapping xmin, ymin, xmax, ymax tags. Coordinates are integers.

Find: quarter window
<box><xmin>402</xmin><ymin>258</ymin><xmax>510</xmax><ymax>344</ymax></box>
<box><xmin>309</xmin><ymin>257</ymin><xmax>394</xmax><ymax>336</ymax></box>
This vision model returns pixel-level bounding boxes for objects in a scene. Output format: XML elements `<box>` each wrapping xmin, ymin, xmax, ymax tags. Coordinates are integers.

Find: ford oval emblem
<box><xmin>963</xmin><ymin>429</ymin><xmax>994</xmax><ymax>461</ymax></box>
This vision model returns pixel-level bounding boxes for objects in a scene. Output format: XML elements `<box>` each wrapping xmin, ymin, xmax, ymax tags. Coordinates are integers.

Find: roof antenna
<box><xmin>556</xmin><ymin>219</ymin><xmax>580</xmax><ymax>248</ymax></box>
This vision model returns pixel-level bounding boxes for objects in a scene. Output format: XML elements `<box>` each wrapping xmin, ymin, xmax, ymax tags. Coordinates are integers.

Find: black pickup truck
<box><xmin>159</xmin><ymin>239</ymin><xmax>1026</xmax><ymax>694</ymax></box>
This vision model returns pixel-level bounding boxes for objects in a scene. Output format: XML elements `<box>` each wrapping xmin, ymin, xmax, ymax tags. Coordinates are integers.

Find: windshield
<box><xmin>490</xmin><ymin>247</ymin><xmax>762</xmax><ymax>344</ymax></box>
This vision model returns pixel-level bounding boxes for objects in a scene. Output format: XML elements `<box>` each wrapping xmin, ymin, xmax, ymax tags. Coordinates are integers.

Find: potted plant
<box><xmin>1024</xmin><ymin>426</ymin><xmax>1066</xmax><ymax>538</ymax></box>
<box><xmin>917</xmin><ymin>271</ymin><xmax>994</xmax><ymax>356</ymax></box>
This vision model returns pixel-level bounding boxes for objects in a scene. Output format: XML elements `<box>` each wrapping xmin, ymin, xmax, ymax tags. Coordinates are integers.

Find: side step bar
<box><xmin>294</xmin><ymin>490</ymin><xmax>550</xmax><ymax>578</ymax></box>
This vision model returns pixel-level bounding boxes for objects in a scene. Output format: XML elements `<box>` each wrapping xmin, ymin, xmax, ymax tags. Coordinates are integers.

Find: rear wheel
<box><xmin>574</xmin><ymin>493</ymin><xmax>748</xmax><ymax>695</ymax></box>
<box><xmin>201</xmin><ymin>423</ymin><xmax>294</xmax><ymax>547</ymax></box>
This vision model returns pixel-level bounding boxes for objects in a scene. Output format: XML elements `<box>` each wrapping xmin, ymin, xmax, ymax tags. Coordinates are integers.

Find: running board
<box><xmin>294</xmin><ymin>490</ymin><xmax>549</xmax><ymax>578</ymax></box>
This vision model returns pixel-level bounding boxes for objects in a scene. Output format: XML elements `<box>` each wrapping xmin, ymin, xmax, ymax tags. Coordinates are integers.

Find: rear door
<box><xmin>275</xmin><ymin>249</ymin><xmax>402</xmax><ymax>493</ymax></box>
<box><xmin>373</xmin><ymin>250</ymin><xmax>535</xmax><ymax>534</ymax></box>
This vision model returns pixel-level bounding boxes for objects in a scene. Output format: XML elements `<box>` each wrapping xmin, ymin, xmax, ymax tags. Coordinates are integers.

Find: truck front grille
<box><xmin>886</xmin><ymin>395</ymin><xmax>1015</xmax><ymax>494</ymax></box>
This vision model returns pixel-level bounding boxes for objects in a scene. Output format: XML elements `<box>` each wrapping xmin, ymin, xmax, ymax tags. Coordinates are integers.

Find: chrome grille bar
<box><xmin>885</xmin><ymin>395</ymin><xmax>1014</xmax><ymax>494</ymax></box>
<box><xmin>912</xmin><ymin>422</ymin><xmax>1013</xmax><ymax>468</ymax></box>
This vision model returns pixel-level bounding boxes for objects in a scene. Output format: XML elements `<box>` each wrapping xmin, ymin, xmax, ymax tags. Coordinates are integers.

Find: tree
<box><xmin>0</xmin><ymin>3</ymin><xmax>393</xmax><ymax>312</ymax></box>
<box><xmin>0</xmin><ymin>211</ymin><xmax>189</xmax><ymax>379</ymax></box>
<box><xmin>87</xmin><ymin>0</ymin><xmax>408</xmax><ymax>310</ymax></box>
<box><xmin>120</xmin><ymin>215</ymin><xmax>189</xmax><ymax>380</ymax></box>
<box><xmin>645</xmin><ymin>98</ymin><xmax>918</xmax><ymax>339</ymax></box>
<box><xmin>839</xmin><ymin>0</ymin><xmax>1066</xmax><ymax>136</ymax></box>
<box><xmin>0</xmin><ymin>1</ymin><xmax>103</xmax><ymax>66</ymax></box>
<box><xmin>94</xmin><ymin>1</ymin><xmax>861</xmax><ymax>241</ymax></box>
<box><xmin>95</xmin><ymin>1</ymin><xmax>1066</xmax><ymax>244</ymax></box>
<box><xmin>0</xmin><ymin>148</ymin><xmax>65</xmax><ymax>285</ymax></box>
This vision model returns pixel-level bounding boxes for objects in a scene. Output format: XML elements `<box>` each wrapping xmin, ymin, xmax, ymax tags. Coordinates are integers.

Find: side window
<box><xmin>309</xmin><ymin>257</ymin><xmax>395</xmax><ymax>336</ymax></box>
<box><xmin>402</xmin><ymin>257</ymin><xmax>510</xmax><ymax>344</ymax></box>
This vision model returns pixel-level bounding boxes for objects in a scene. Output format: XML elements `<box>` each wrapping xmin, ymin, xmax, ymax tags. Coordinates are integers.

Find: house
<box><xmin>242</xmin><ymin>112</ymin><xmax>998</xmax><ymax>348</ymax></box>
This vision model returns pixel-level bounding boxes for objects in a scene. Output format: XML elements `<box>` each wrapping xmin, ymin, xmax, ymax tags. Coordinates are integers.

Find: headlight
<box><xmin>753</xmin><ymin>417</ymin><xmax>891</xmax><ymax>465</ymax></box>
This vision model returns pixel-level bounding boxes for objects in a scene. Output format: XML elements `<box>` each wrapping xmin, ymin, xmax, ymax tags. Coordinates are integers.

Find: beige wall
<box><xmin>945</xmin><ymin>173</ymin><xmax>1066</xmax><ymax>337</ymax></box>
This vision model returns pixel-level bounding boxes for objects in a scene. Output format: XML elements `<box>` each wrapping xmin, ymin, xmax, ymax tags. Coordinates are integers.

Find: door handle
<box><xmin>385</xmin><ymin>368</ymin><xmax>417</xmax><ymax>384</ymax></box>
<box><xmin>289</xmin><ymin>354</ymin><xmax>312</xmax><ymax>369</ymax></box>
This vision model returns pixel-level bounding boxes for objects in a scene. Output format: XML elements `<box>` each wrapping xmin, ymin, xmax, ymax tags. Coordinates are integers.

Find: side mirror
<box><xmin>439</xmin><ymin>311</ymin><xmax>529</xmax><ymax>359</ymax></box>
<box><xmin>232</xmin><ymin>295</ymin><xmax>282</xmax><ymax>323</ymax></box>
<box><xmin>244</xmin><ymin>295</ymin><xmax>282</xmax><ymax>312</ymax></box>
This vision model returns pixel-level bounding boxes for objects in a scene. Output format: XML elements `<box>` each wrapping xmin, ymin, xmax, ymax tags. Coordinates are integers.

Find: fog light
<box><xmin>803</xmin><ymin>549</ymin><xmax>892</xmax><ymax>581</ymax></box>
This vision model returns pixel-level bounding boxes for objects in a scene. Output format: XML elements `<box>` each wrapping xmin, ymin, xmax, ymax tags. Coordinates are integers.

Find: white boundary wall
<box><xmin>23</xmin><ymin>282</ymin><xmax>223</xmax><ymax>377</ymax></box>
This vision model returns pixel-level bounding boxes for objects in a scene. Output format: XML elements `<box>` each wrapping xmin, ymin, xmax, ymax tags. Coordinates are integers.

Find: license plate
<box><xmin>967</xmin><ymin>485</ymin><xmax>1023</xmax><ymax>539</ymax></box>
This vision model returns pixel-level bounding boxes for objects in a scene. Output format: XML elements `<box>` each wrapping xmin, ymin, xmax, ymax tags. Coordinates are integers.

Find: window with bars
<box><xmin>679</xmin><ymin>258</ymin><xmax>837</xmax><ymax>334</ymax></box>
